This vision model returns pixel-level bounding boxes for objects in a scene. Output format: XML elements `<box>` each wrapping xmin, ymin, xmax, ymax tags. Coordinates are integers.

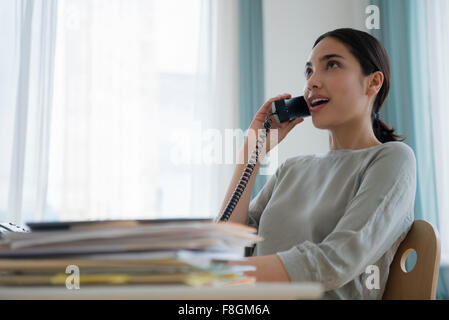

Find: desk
<box><xmin>0</xmin><ymin>282</ymin><xmax>323</xmax><ymax>300</ymax></box>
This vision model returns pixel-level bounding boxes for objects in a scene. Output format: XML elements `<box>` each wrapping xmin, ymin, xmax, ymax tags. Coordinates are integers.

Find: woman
<box><xmin>218</xmin><ymin>28</ymin><xmax>416</xmax><ymax>300</ymax></box>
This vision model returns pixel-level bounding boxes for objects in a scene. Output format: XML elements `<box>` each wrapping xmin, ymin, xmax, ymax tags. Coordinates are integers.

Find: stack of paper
<box><xmin>0</xmin><ymin>219</ymin><xmax>263</xmax><ymax>287</ymax></box>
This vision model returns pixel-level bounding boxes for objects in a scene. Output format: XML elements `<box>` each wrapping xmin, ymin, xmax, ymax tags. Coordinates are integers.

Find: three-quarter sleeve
<box><xmin>276</xmin><ymin>144</ymin><xmax>416</xmax><ymax>291</ymax></box>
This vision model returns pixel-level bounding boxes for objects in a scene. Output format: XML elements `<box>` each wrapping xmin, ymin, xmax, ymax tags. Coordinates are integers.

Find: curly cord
<box><xmin>217</xmin><ymin>113</ymin><xmax>275</xmax><ymax>222</ymax></box>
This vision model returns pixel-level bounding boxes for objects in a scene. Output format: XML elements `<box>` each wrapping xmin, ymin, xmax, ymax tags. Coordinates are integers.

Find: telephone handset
<box><xmin>217</xmin><ymin>96</ymin><xmax>311</xmax><ymax>222</ymax></box>
<box><xmin>271</xmin><ymin>96</ymin><xmax>311</xmax><ymax>124</ymax></box>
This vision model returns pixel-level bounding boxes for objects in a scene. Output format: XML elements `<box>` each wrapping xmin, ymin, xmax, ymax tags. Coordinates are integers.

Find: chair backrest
<box><xmin>383</xmin><ymin>220</ymin><xmax>441</xmax><ymax>300</ymax></box>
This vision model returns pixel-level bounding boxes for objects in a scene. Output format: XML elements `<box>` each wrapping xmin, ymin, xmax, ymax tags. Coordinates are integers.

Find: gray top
<box><xmin>246</xmin><ymin>141</ymin><xmax>416</xmax><ymax>299</ymax></box>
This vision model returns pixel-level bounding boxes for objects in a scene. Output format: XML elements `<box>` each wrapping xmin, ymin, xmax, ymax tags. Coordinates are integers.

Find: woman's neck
<box><xmin>328</xmin><ymin>120</ymin><xmax>381</xmax><ymax>151</ymax></box>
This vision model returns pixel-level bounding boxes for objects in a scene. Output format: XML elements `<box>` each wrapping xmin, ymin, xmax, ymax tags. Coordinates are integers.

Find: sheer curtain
<box><xmin>48</xmin><ymin>0</ymin><xmax>239</xmax><ymax>221</ymax></box>
<box><xmin>1</xmin><ymin>0</ymin><xmax>239</xmax><ymax>224</ymax></box>
<box><xmin>47</xmin><ymin>0</ymin><xmax>158</xmax><ymax>221</ymax></box>
<box><xmin>427</xmin><ymin>0</ymin><xmax>449</xmax><ymax>267</ymax></box>
<box><xmin>0</xmin><ymin>0</ymin><xmax>58</xmax><ymax>224</ymax></box>
<box><xmin>189</xmin><ymin>0</ymin><xmax>239</xmax><ymax>218</ymax></box>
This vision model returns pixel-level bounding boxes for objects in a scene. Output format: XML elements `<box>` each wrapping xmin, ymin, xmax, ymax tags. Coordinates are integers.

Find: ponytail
<box><xmin>372</xmin><ymin>110</ymin><xmax>404</xmax><ymax>143</ymax></box>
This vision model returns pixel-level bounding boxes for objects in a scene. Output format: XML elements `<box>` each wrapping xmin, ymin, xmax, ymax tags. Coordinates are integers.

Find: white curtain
<box><xmin>189</xmin><ymin>0</ymin><xmax>239</xmax><ymax>218</ymax></box>
<box><xmin>1</xmin><ymin>0</ymin><xmax>239</xmax><ymax>224</ymax></box>
<box><xmin>427</xmin><ymin>0</ymin><xmax>449</xmax><ymax>265</ymax></box>
<box><xmin>0</xmin><ymin>0</ymin><xmax>58</xmax><ymax>224</ymax></box>
<box><xmin>47</xmin><ymin>0</ymin><xmax>158</xmax><ymax>221</ymax></box>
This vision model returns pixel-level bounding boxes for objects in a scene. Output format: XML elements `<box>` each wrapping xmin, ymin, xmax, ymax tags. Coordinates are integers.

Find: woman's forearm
<box><xmin>227</xmin><ymin>254</ymin><xmax>291</xmax><ymax>282</ymax></box>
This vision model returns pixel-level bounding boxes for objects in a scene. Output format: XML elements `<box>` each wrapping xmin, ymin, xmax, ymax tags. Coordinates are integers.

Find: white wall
<box><xmin>263</xmin><ymin>0</ymin><xmax>369</xmax><ymax>163</ymax></box>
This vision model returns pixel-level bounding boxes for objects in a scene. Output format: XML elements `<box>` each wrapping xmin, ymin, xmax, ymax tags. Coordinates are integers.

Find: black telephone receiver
<box><xmin>218</xmin><ymin>95</ymin><xmax>311</xmax><ymax>222</ymax></box>
<box><xmin>271</xmin><ymin>95</ymin><xmax>311</xmax><ymax>123</ymax></box>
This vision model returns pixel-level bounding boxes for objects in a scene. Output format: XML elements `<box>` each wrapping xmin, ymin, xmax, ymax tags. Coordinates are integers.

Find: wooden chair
<box><xmin>383</xmin><ymin>220</ymin><xmax>441</xmax><ymax>300</ymax></box>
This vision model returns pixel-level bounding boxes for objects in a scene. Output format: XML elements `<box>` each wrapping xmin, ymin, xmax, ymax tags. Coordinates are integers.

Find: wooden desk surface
<box><xmin>0</xmin><ymin>282</ymin><xmax>323</xmax><ymax>300</ymax></box>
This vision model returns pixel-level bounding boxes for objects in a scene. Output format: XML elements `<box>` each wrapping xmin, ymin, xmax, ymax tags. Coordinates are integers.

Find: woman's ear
<box><xmin>367</xmin><ymin>71</ymin><xmax>384</xmax><ymax>97</ymax></box>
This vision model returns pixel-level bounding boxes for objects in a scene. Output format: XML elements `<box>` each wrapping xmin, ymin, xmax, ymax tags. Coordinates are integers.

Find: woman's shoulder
<box><xmin>375</xmin><ymin>141</ymin><xmax>416</xmax><ymax>166</ymax></box>
<box><xmin>362</xmin><ymin>141</ymin><xmax>416</xmax><ymax>182</ymax></box>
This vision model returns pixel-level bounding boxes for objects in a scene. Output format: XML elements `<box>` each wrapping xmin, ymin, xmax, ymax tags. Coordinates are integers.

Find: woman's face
<box><xmin>303</xmin><ymin>37</ymin><xmax>374</xmax><ymax>130</ymax></box>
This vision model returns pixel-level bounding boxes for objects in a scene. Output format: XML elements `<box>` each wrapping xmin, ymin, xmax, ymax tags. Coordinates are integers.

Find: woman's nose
<box><xmin>306</xmin><ymin>72</ymin><xmax>322</xmax><ymax>91</ymax></box>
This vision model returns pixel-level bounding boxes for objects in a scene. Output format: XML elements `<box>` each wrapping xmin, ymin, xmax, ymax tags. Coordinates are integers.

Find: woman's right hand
<box><xmin>247</xmin><ymin>93</ymin><xmax>304</xmax><ymax>156</ymax></box>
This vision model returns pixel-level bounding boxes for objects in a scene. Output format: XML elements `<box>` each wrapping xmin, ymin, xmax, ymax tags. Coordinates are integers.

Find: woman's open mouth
<box><xmin>309</xmin><ymin>98</ymin><xmax>330</xmax><ymax>112</ymax></box>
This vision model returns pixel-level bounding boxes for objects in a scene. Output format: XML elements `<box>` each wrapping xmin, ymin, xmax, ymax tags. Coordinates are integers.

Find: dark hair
<box><xmin>313</xmin><ymin>28</ymin><xmax>403</xmax><ymax>143</ymax></box>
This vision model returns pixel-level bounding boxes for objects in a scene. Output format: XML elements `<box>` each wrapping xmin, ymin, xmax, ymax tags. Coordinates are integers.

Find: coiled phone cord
<box><xmin>217</xmin><ymin>113</ymin><xmax>275</xmax><ymax>222</ymax></box>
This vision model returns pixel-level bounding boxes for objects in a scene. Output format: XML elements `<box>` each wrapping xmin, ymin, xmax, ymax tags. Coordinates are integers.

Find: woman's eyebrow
<box><xmin>305</xmin><ymin>54</ymin><xmax>345</xmax><ymax>68</ymax></box>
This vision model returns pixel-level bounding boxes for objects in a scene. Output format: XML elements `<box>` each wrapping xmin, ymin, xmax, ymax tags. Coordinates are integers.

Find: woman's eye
<box><xmin>305</xmin><ymin>61</ymin><xmax>338</xmax><ymax>78</ymax></box>
<box><xmin>328</xmin><ymin>61</ymin><xmax>339</xmax><ymax>69</ymax></box>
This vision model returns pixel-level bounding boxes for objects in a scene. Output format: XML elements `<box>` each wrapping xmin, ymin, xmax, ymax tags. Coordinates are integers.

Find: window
<box><xmin>46</xmin><ymin>0</ymin><xmax>202</xmax><ymax>221</ymax></box>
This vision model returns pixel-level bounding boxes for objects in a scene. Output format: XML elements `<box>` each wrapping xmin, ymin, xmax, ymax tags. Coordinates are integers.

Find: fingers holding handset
<box><xmin>248</xmin><ymin>93</ymin><xmax>305</xmax><ymax>155</ymax></box>
<box><xmin>252</xmin><ymin>93</ymin><xmax>292</xmax><ymax>126</ymax></box>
